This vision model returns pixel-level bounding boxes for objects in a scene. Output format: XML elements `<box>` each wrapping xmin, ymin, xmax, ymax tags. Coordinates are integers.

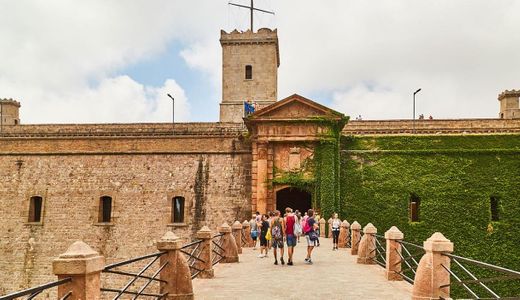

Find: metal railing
<box><xmin>440</xmin><ymin>253</ymin><xmax>520</xmax><ymax>299</ymax></box>
<box><xmin>101</xmin><ymin>251</ymin><xmax>168</xmax><ymax>299</ymax></box>
<box><xmin>212</xmin><ymin>233</ymin><xmax>225</xmax><ymax>266</ymax></box>
<box><xmin>374</xmin><ymin>234</ymin><xmax>387</xmax><ymax>268</ymax></box>
<box><xmin>240</xmin><ymin>228</ymin><xmax>249</xmax><ymax>247</ymax></box>
<box><xmin>346</xmin><ymin>232</ymin><xmax>352</xmax><ymax>248</ymax></box>
<box><xmin>394</xmin><ymin>240</ymin><xmax>424</xmax><ymax>284</ymax></box>
<box><xmin>0</xmin><ymin>278</ymin><xmax>72</xmax><ymax>300</ymax></box>
<box><xmin>180</xmin><ymin>239</ymin><xmax>206</xmax><ymax>279</ymax></box>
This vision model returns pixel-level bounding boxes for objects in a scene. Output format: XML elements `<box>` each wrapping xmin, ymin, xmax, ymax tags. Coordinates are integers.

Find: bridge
<box><xmin>1</xmin><ymin>220</ymin><xmax>519</xmax><ymax>300</ymax></box>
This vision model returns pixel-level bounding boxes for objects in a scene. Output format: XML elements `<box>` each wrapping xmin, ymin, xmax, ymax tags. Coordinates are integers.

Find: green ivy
<box><xmin>340</xmin><ymin>134</ymin><xmax>520</xmax><ymax>297</ymax></box>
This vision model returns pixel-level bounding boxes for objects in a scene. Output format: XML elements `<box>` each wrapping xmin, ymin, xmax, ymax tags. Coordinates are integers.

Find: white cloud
<box><xmin>1</xmin><ymin>0</ymin><xmax>520</xmax><ymax>123</ymax></box>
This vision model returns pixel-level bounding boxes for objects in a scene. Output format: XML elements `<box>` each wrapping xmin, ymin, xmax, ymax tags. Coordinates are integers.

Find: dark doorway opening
<box><xmin>276</xmin><ymin>187</ymin><xmax>312</xmax><ymax>214</ymax></box>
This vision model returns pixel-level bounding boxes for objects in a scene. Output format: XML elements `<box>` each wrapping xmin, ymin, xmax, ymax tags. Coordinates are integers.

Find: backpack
<box><xmin>303</xmin><ymin>218</ymin><xmax>312</xmax><ymax>233</ymax></box>
<box><xmin>272</xmin><ymin>219</ymin><xmax>283</xmax><ymax>239</ymax></box>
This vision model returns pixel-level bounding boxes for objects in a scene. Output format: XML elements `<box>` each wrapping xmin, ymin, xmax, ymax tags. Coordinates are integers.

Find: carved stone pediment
<box><xmin>246</xmin><ymin>94</ymin><xmax>344</xmax><ymax>121</ymax></box>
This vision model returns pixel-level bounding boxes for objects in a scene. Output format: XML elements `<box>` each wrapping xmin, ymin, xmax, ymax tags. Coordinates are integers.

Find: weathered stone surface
<box><xmin>385</xmin><ymin>226</ymin><xmax>404</xmax><ymax>281</ymax></box>
<box><xmin>357</xmin><ymin>223</ymin><xmax>377</xmax><ymax>264</ymax></box>
<box><xmin>412</xmin><ymin>232</ymin><xmax>453</xmax><ymax>300</ymax></box>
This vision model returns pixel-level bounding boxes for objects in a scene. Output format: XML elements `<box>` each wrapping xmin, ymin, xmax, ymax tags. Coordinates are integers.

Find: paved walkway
<box><xmin>193</xmin><ymin>237</ymin><xmax>412</xmax><ymax>300</ymax></box>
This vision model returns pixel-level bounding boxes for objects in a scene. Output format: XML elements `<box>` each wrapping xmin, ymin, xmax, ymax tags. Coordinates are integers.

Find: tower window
<box><xmin>28</xmin><ymin>196</ymin><xmax>43</xmax><ymax>223</ymax></box>
<box><xmin>172</xmin><ymin>196</ymin><xmax>185</xmax><ymax>223</ymax></box>
<box><xmin>409</xmin><ymin>193</ymin><xmax>420</xmax><ymax>222</ymax></box>
<box><xmin>98</xmin><ymin>196</ymin><xmax>112</xmax><ymax>223</ymax></box>
<box><xmin>490</xmin><ymin>196</ymin><xmax>499</xmax><ymax>221</ymax></box>
<box><xmin>245</xmin><ymin>65</ymin><xmax>253</xmax><ymax>80</ymax></box>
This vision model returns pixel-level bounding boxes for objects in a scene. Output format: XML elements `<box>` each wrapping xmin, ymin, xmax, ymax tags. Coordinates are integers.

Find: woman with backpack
<box><xmin>304</xmin><ymin>209</ymin><xmax>319</xmax><ymax>264</ymax></box>
<box><xmin>270</xmin><ymin>210</ymin><xmax>285</xmax><ymax>265</ymax></box>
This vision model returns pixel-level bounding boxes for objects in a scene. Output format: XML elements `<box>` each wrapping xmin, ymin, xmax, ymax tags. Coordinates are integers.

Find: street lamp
<box><xmin>413</xmin><ymin>88</ymin><xmax>422</xmax><ymax>134</ymax></box>
<box><xmin>167</xmin><ymin>93</ymin><xmax>175</xmax><ymax>128</ymax></box>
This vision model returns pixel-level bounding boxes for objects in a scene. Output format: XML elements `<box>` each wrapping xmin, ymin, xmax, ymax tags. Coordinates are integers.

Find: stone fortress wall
<box><xmin>0</xmin><ymin>122</ymin><xmax>251</xmax><ymax>293</ymax></box>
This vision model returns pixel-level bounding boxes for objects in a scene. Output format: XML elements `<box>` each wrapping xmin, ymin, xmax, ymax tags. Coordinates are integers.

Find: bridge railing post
<box><xmin>338</xmin><ymin>220</ymin><xmax>348</xmax><ymax>248</ymax></box>
<box><xmin>384</xmin><ymin>226</ymin><xmax>404</xmax><ymax>280</ymax></box>
<box><xmin>218</xmin><ymin>223</ymin><xmax>239</xmax><ymax>263</ymax></box>
<box><xmin>157</xmin><ymin>231</ymin><xmax>194</xmax><ymax>300</ymax></box>
<box><xmin>242</xmin><ymin>220</ymin><xmax>252</xmax><ymax>248</ymax></box>
<box><xmin>52</xmin><ymin>241</ymin><xmax>104</xmax><ymax>300</ymax></box>
<box><xmin>357</xmin><ymin>223</ymin><xmax>377</xmax><ymax>264</ymax></box>
<box><xmin>196</xmin><ymin>226</ymin><xmax>214</xmax><ymax>279</ymax></box>
<box><xmin>232</xmin><ymin>221</ymin><xmax>243</xmax><ymax>254</ymax></box>
<box><xmin>319</xmin><ymin>218</ymin><xmax>326</xmax><ymax>238</ymax></box>
<box><xmin>412</xmin><ymin>232</ymin><xmax>453</xmax><ymax>300</ymax></box>
<box><xmin>350</xmin><ymin>221</ymin><xmax>362</xmax><ymax>255</ymax></box>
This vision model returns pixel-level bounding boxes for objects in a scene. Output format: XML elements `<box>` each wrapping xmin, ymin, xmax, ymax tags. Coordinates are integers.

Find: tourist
<box><xmin>270</xmin><ymin>210</ymin><xmax>285</xmax><ymax>265</ymax></box>
<box><xmin>284</xmin><ymin>207</ymin><xmax>298</xmax><ymax>265</ymax></box>
<box><xmin>304</xmin><ymin>209</ymin><xmax>319</xmax><ymax>264</ymax></box>
<box><xmin>258</xmin><ymin>214</ymin><xmax>270</xmax><ymax>258</ymax></box>
<box><xmin>250</xmin><ymin>213</ymin><xmax>259</xmax><ymax>249</ymax></box>
<box><xmin>315</xmin><ymin>213</ymin><xmax>321</xmax><ymax>247</ymax></box>
<box><xmin>296</xmin><ymin>211</ymin><xmax>302</xmax><ymax>242</ymax></box>
<box><xmin>331</xmin><ymin>213</ymin><xmax>341</xmax><ymax>250</ymax></box>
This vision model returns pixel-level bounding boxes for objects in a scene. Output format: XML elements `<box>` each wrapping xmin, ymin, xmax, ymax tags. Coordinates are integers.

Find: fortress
<box><xmin>1</xmin><ymin>27</ymin><xmax>519</xmax><ymax>293</ymax></box>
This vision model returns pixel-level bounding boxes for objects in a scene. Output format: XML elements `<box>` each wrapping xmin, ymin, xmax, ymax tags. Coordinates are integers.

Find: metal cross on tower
<box><xmin>228</xmin><ymin>0</ymin><xmax>275</xmax><ymax>32</ymax></box>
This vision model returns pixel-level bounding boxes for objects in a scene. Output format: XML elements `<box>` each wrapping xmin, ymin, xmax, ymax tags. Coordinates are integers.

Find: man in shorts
<box><xmin>284</xmin><ymin>207</ymin><xmax>298</xmax><ymax>265</ymax></box>
<box><xmin>250</xmin><ymin>212</ymin><xmax>259</xmax><ymax>249</ymax></box>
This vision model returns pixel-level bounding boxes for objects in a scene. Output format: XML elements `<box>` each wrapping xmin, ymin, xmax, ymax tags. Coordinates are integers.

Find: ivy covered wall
<box><xmin>340</xmin><ymin>134</ymin><xmax>520</xmax><ymax>295</ymax></box>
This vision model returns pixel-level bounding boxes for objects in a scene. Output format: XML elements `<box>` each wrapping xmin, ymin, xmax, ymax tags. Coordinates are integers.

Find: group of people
<box><xmin>249</xmin><ymin>208</ymin><xmax>343</xmax><ymax>265</ymax></box>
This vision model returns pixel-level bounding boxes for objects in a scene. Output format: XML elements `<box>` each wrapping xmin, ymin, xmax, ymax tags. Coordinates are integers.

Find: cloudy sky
<box><xmin>1</xmin><ymin>0</ymin><xmax>519</xmax><ymax>123</ymax></box>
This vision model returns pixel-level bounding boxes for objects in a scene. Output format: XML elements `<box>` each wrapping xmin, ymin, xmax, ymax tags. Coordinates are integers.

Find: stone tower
<box><xmin>0</xmin><ymin>98</ymin><xmax>21</xmax><ymax>126</ymax></box>
<box><xmin>498</xmin><ymin>90</ymin><xmax>520</xmax><ymax>119</ymax></box>
<box><xmin>219</xmin><ymin>28</ymin><xmax>280</xmax><ymax>123</ymax></box>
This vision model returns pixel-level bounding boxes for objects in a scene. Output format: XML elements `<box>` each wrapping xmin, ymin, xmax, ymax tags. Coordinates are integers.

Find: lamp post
<box><xmin>413</xmin><ymin>88</ymin><xmax>421</xmax><ymax>134</ymax></box>
<box><xmin>167</xmin><ymin>94</ymin><xmax>175</xmax><ymax>132</ymax></box>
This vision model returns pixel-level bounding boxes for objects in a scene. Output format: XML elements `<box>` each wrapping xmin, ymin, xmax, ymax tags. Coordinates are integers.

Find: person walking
<box><xmin>270</xmin><ymin>210</ymin><xmax>285</xmax><ymax>265</ymax></box>
<box><xmin>250</xmin><ymin>213</ymin><xmax>259</xmax><ymax>249</ymax></box>
<box><xmin>295</xmin><ymin>211</ymin><xmax>302</xmax><ymax>243</ymax></box>
<box><xmin>331</xmin><ymin>213</ymin><xmax>341</xmax><ymax>250</ymax></box>
<box><xmin>304</xmin><ymin>209</ymin><xmax>319</xmax><ymax>264</ymax></box>
<box><xmin>284</xmin><ymin>207</ymin><xmax>298</xmax><ymax>265</ymax></box>
<box><xmin>258</xmin><ymin>214</ymin><xmax>269</xmax><ymax>258</ymax></box>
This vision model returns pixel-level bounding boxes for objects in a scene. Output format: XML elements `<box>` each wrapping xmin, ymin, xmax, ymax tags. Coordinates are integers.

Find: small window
<box><xmin>490</xmin><ymin>196</ymin><xmax>499</xmax><ymax>221</ymax></box>
<box><xmin>245</xmin><ymin>65</ymin><xmax>252</xmax><ymax>80</ymax></box>
<box><xmin>98</xmin><ymin>196</ymin><xmax>112</xmax><ymax>223</ymax></box>
<box><xmin>28</xmin><ymin>196</ymin><xmax>43</xmax><ymax>222</ymax></box>
<box><xmin>409</xmin><ymin>193</ymin><xmax>420</xmax><ymax>222</ymax></box>
<box><xmin>172</xmin><ymin>196</ymin><xmax>185</xmax><ymax>223</ymax></box>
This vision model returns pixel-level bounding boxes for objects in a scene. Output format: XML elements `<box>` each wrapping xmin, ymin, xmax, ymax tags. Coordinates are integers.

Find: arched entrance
<box><xmin>275</xmin><ymin>187</ymin><xmax>312</xmax><ymax>214</ymax></box>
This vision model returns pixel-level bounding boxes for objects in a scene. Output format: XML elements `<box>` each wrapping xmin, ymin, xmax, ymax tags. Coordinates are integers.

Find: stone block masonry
<box><xmin>0</xmin><ymin>129</ymin><xmax>251</xmax><ymax>294</ymax></box>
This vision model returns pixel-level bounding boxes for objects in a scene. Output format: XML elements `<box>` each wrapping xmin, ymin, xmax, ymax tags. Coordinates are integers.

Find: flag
<box><xmin>244</xmin><ymin>101</ymin><xmax>255</xmax><ymax>115</ymax></box>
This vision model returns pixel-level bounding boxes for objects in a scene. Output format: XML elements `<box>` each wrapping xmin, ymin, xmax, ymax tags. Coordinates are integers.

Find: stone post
<box><xmin>242</xmin><ymin>220</ymin><xmax>252</xmax><ymax>248</ymax></box>
<box><xmin>52</xmin><ymin>241</ymin><xmax>104</xmax><ymax>300</ymax></box>
<box><xmin>232</xmin><ymin>221</ymin><xmax>243</xmax><ymax>254</ymax></box>
<box><xmin>196</xmin><ymin>226</ymin><xmax>214</xmax><ymax>279</ymax></box>
<box><xmin>319</xmin><ymin>218</ymin><xmax>326</xmax><ymax>238</ymax></box>
<box><xmin>350</xmin><ymin>221</ymin><xmax>362</xmax><ymax>255</ymax></box>
<box><xmin>345</xmin><ymin>221</ymin><xmax>351</xmax><ymax>248</ymax></box>
<box><xmin>412</xmin><ymin>232</ymin><xmax>453</xmax><ymax>300</ymax></box>
<box><xmin>157</xmin><ymin>231</ymin><xmax>194</xmax><ymax>300</ymax></box>
<box><xmin>327</xmin><ymin>218</ymin><xmax>333</xmax><ymax>238</ymax></box>
<box><xmin>385</xmin><ymin>226</ymin><xmax>404</xmax><ymax>281</ymax></box>
<box><xmin>338</xmin><ymin>220</ymin><xmax>349</xmax><ymax>248</ymax></box>
<box><xmin>357</xmin><ymin>223</ymin><xmax>377</xmax><ymax>264</ymax></box>
<box><xmin>218</xmin><ymin>222</ymin><xmax>239</xmax><ymax>263</ymax></box>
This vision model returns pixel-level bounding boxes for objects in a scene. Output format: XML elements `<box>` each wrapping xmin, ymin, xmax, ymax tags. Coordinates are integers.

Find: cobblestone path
<box><xmin>193</xmin><ymin>237</ymin><xmax>412</xmax><ymax>299</ymax></box>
